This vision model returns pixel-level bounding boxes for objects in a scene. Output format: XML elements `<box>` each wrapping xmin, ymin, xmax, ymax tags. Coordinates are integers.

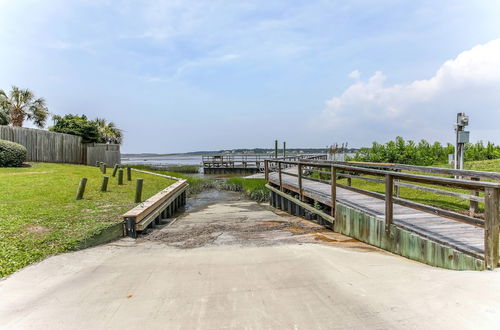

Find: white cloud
<box><xmin>316</xmin><ymin>38</ymin><xmax>500</xmax><ymax>144</ymax></box>
<box><xmin>348</xmin><ymin>70</ymin><xmax>361</xmax><ymax>79</ymax></box>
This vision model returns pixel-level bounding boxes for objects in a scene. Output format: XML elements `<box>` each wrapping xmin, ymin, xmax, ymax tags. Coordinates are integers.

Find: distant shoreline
<box><xmin>123</xmin><ymin>148</ymin><xmax>359</xmax><ymax>158</ymax></box>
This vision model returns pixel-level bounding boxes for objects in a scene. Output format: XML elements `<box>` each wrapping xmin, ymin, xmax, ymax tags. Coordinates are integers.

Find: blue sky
<box><xmin>1</xmin><ymin>0</ymin><xmax>499</xmax><ymax>153</ymax></box>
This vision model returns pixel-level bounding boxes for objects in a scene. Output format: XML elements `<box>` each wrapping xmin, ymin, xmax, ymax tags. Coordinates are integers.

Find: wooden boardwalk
<box><xmin>269</xmin><ymin>171</ymin><xmax>486</xmax><ymax>259</ymax></box>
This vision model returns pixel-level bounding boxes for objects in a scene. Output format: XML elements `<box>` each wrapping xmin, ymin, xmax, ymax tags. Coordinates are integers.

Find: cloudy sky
<box><xmin>0</xmin><ymin>0</ymin><xmax>499</xmax><ymax>153</ymax></box>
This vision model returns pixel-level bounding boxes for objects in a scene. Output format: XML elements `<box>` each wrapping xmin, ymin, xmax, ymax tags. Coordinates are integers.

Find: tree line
<box><xmin>0</xmin><ymin>86</ymin><xmax>122</xmax><ymax>144</ymax></box>
<box><xmin>351</xmin><ymin>136</ymin><xmax>500</xmax><ymax>166</ymax></box>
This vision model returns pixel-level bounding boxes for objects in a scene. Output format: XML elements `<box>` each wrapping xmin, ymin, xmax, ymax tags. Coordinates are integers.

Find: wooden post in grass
<box><xmin>118</xmin><ymin>169</ymin><xmax>124</xmax><ymax>185</ymax></box>
<box><xmin>127</xmin><ymin>167</ymin><xmax>132</xmax><ymax>181</ymax></box>
<box><xmin>101</xmin><ymin>176</ymin><xmax>109</xmax><ymax>192</ymax></box>
<box><xmin>112</xmin><ymin>164</ymin><xmax>119</xmax><ymax>177</ymax></box>
<box><xmin>135</xmin><ymin>179</ymin><xmax>143</xmax><ymax>203</ymax></box>
<box><xmin>96</xmin><ymin>161</ymin><xmax>100</xmax><ymax>167</ymax></box>
<box><xmin>100</xmin><ymin>163</ymin><xmax>107</xmax><ymax>174</ymax></box>
<box><xmin>76</xmin><ymin>178</ymin><xmax>87</xmax><ymax>200</ymax></box>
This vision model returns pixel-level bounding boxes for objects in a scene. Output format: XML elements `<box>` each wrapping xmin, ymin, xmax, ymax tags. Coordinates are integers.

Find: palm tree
<box><xmin>94</xmin><ymin>118</ymin><xmax>123</xmax><ymax>144</ymax></box>
<box><xmin>0</xmin><ymin>86</ymin><xmax>49</xmax><ymax>128</ymax></box>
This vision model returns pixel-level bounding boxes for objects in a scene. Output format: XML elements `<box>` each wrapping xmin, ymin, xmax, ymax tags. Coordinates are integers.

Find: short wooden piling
<box><xmin>112</xmin><ymin>164</ymin><xmax>119</xmax><ymax>177</ymax></box>
<box><xmin>76</xmin><ymin>178</ymin><xmax>87</xmax><ymax>200</ymax></box>
<box><xmin>118</xmin><ymin>169</ymin><xmax>124</xmax><ymax>185</ymax></box>
<box><xmin>127</xmin><ymin>167</ymin><xmax>132</xmax><ymax>181</ymax></box>
<box><xmin>100</xmin><ymin>163</ymin><xmax>107</xmax><ymax>174</ymax></box>
<box><xmin>101</xmin><ymin>176</ymin><xmax>109</xmax><ymax>192</ymax></box>
<box><xmin>135</xmin><ymin>179</ymin><xmax>143</xmax><ymax>203</ymax></box>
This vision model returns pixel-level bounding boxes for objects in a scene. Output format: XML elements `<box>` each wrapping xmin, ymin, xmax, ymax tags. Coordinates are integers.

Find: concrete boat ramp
<box><xmin>1</xmin><ymin>190</ymin><xmax>499</xmax><ymax>329</ymax></box>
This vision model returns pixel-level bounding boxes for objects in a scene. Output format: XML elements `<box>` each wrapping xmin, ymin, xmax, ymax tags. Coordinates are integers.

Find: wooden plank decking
<box><xmin>269</xmin><ymin>171</ymin><xmax>485</xmax><ymax>258</ymax></box>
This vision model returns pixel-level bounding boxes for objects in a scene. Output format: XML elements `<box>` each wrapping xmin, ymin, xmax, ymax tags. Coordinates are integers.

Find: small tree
<box><xmin>94</xmin><ymin>118</ymin><xmax>123</xmax><ymax>144</ymax></box>
<box><xmin>0</xmin><ymin>86</ymin><xmax>49</xmax><ymax>128</ymax></box>
<box><xmin>50</xmin><ymin>114</ymin><xmax>101</xmax><ymax>143</ymax></box>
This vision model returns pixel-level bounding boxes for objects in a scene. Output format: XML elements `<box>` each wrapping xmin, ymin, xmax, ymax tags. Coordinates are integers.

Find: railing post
<box><xmin>298</xmin><ymin>163</ymin><xmax>303</xmax><ymax>201</ymax></box>
<box><xmin>385</xmin><ymin>174</ymin><xmax>394</xmax><ymax>232</ymax></box>
<box><xmin>264</xmin><ymin>160</ymin><xmax>269</xmax><ymax>181</ymax></box>
<box><xmin>484</xmin><ymin>187</ymin><xmax>499</xmax><ymax>270</ymax></box>
<box><xmin>394</xmin><ymin>169</ymin><xmax>400</xmax><ymax>197</ymax></box>
<box><xmin>331</xmin><ymin>166</ymin><xmax>336</xmax><ymax>217</ymax></box>
<box><xmin>470</xmin><ymin>177</ymin><xmax>480</xmax><ymax>216</ymax></box>
<box><xmin>278</xmin><ymin>162</ymin><xmax>283</xmax><ymax>191</ymax></box>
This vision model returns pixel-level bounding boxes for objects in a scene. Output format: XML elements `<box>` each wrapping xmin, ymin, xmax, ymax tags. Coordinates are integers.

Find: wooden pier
<box><xmin>202</xmin><ymin>154</ymin><xmax>326</xmax><ymax>174</ymax></box>
<box><xmin>265</xmin><ymin>160</ymin><xmax>500</xmax><ymax>270</ymax></box>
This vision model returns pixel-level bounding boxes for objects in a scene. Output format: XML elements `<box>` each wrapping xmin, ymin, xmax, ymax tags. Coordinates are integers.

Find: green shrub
<box><xmin>0</xmin><ymin>140</ymin><xmax>27</xmax><ymax>167</ymax></box>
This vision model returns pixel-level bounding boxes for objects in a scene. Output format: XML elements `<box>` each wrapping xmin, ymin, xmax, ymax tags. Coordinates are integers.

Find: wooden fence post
<box><xmin>484</xmin><ymin>187</ymin><xmax>499</xmax><ymax>270</ymax></box>
<box><xmin>101</xmin><ymin>176</ymin><xmax>109</xmax><ymax>192</ymax></box>
<box><xmin>298</xmin><ymin>163</ymin><xmax>303</xmax><ymax>201</ymax></box>
<box><xmin>127</xmin><ymin>167</ymin><xmax>132</xmax><ymax>181</ymax></box>
<box><xmin>331</xmin><ymin>166</ymin><xmax>336</xmax><ymax>217</ymax></box>
<box><xmin>264</xmin><ymin>160</ymin><xmax>269</xmax><ymax>181</ymax></box>
<box><xmin>118</xmin><ymin>169</ymin><xmax>124</xmax><ymax>185</ymax></box>
<box><xmin>385</xmin><ymin>174</ymin><xmax>394</xmax><ymax>232</ymax></box>
<box><xmin>76</xmin><ymin>178</ymin><xmax>87</xmax><ymax>200</ymax></box>
<box><xmin>135</xmin><ymin>179</ymin><xmax>143</xmax><ymax>203</ymax></box>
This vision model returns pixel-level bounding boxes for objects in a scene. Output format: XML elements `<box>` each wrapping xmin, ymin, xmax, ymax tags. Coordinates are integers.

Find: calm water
<box><xmin>121</xmin><ymin>155</ymin><xmax>202</xmax><ymax>167</ymax></box>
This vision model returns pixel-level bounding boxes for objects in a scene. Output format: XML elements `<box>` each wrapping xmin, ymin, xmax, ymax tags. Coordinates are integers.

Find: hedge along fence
<box><xmin>0</xmin><ymin>126</ymin><xmax>120</xmax><ymax>165</ymax></box>
<box><xmin>0</xmin><ymin>140</ymin><xmax>27</xmax><ymax>166</ymax></box>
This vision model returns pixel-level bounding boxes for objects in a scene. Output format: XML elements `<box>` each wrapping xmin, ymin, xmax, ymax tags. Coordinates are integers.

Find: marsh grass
<box><xmin>221</xmin><ymin>178</ymin><xmax>269</xmax><ymax>202</ymax></box>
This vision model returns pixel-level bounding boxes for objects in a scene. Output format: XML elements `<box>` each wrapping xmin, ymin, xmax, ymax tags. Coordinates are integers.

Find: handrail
<box><xmin>270</xmin><ymin>160</ymin><xmax>500</xmax><ymax>190</ymax></box>
<box><xmin>264</xmin><ymin>159</ymin><xmax>500</xmax><ymax>269</ymax></box>
<box><xmin>301</xmin><ymin>159</ymin><xmax>500</xmax><ymax>180</ymax></box>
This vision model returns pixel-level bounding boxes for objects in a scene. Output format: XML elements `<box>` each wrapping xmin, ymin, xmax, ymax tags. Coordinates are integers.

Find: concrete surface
<box><xmin>1</xmin><ymin>190</ymin><xmax>499</xmax><ymax>329</ymax></box>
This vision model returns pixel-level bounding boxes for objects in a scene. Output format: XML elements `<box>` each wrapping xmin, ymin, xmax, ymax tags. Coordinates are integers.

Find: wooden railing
<box><xmin>202</xmin><ymin>153</ymin><xmax>326</xmax><ymax>169</ymax></box>
<box><xmin>264</xmin><ymin>159</ymin><xmax>500</xmax><ymax>269</ymax></box>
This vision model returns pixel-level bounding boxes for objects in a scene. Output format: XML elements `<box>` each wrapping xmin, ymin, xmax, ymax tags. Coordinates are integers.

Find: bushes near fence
<box><xmin>0</xmin><ymin>139</ymin><xmax>27</xmax><ymax>167</ymax></box>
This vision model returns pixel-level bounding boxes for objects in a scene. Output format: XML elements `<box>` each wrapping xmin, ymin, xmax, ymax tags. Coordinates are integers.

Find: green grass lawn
<box><xmin>0</xmin><ymin>162</ymin><xmax>176</xmax><ymax>277</ymax></box>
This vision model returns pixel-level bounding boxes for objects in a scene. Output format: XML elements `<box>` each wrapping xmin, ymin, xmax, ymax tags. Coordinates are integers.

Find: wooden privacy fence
<box><xmin>0</xmin><ymin>126</ymin><xmax>120</xmax><ymax>165</ymax></box>
<box><xmin>265</xmin><ymin>159</ymin><xmax>500</xmax><ymax>269</ymax></box>
<box><xmin>83</xmin><ymin>143</ymin><xmax>121</xmax><ymax>166</ymax></box>
<box><xmin>0</xmin><ymin>126</ymin><xmax>83</xmax><ymax>163</ymax></box>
